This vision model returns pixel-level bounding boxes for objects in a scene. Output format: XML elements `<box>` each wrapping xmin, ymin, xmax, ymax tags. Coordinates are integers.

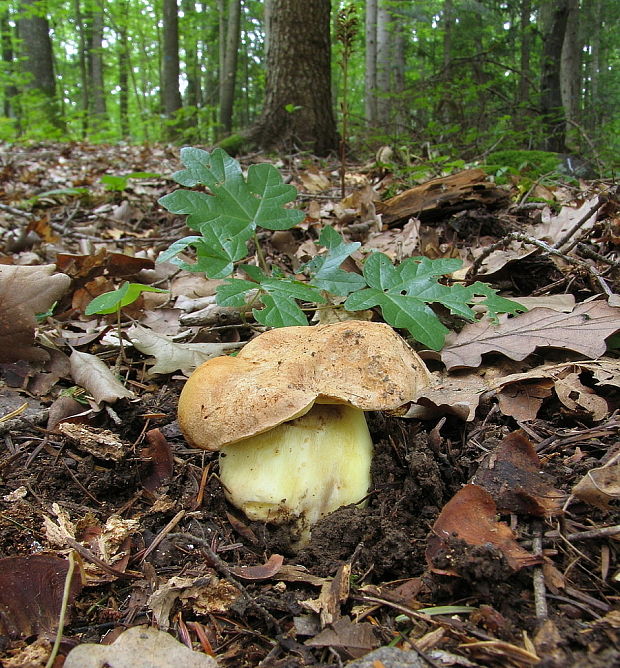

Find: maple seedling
<box><xmin>158</xmin><ymin>147</ymin><xmax>525</xmax><ymax>350</ymax></box>
<box><xmin>85</xmin><ymin>281</ymin><xmax>167</xmax><ymax>364</ymax></box>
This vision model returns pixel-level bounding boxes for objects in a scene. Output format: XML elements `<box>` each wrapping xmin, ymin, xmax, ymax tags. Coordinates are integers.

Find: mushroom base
<box><xmin>218</xmin><ymin>404</ymin><xmax>373</xmax><ymax>541</ymax></box>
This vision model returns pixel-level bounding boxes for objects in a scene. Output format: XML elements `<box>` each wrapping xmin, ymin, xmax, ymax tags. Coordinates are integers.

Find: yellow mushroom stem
<box><xmin>218</xmin><ymin>403</ymin><xmax>373</xmax><ymax>542</ymax></box>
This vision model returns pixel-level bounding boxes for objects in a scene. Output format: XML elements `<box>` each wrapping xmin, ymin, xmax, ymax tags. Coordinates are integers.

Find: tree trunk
<box><xmin>117</xmin><ymin>0</ymin><xmax>130</xmax><ymax>139</ymax></box>
<box><xmin>587</xmin><ymin>0</ymin><xmax>602</xmax><ymax>132</ymax></box>
<box><xmin>74</xmin><ymin>0</ymin><xmax>89</xmax><ymax>137</ymax></box>
<box><xmin>17</xmin><ymin>0</ymin><xmax>63</xmax><ymax>128</ymax></box>
<box><xmin>560</xmin><ymin>0</ymin><xmax>580</xmax><ymax>149</ymax></box>
<box><xmin>539</xmin><ymin>0</ymin><xmax>569</xmax><ymax>152</ymax></box>
<box><xmin>247</xmin><ymin>0</ymin><xmax>337</xmax><ymax>156</ymax></box>
<box><xmin>89</xmin><ymin>0</ymin><xmax>107</xmax><ymax>131</ymax></box>
<box><xmin>364</xmin><ymin>0</ymin><xmax>377</xmax><ymax>126</ymax></box>
<box><xmin>182</xmin><ymin>0</ymin><xmax>201</xmax><ymax>110</ymax></box>
<box><xmin>0</xmin><ymin>12</ymin><xmax>17</xmax><ymax>119</ymax></box>
<box><xmin>518</xmin><ymin>0</ymin><xmax>531</xmax><ymax>105</ymax></box>
<box><xmin>219</xmin><ymin>0</ymin><xmax>241</xmax><ymax>135</ymax></box>
<box><xmin>375</xmin><ymin>1</ymin><xmax>391</xmax><ymax>130</ymax></box>
<box><xmin>162</xmin><ymin>0</ymin><xmax>182</xmax><ymax>135</ymax></box>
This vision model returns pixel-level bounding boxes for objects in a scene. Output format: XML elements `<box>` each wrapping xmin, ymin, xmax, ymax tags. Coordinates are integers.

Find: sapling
<box><xmin>158</xmin><ymin>147</ymin><xmax>525</xmax><ymax>350</ymax></box>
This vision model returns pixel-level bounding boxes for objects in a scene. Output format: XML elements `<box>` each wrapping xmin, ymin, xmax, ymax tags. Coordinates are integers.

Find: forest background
<box><xmin>0</xmin><ymin>0</ymin><xmax>619</xmax><ymax>171</ymax></box>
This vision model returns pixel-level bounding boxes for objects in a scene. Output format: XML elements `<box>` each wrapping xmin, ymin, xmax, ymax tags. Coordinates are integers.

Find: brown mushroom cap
<box><xmin>178</xmin><ymin>320</ymin><xmax>432</xmax><ymax>450</ymax></box>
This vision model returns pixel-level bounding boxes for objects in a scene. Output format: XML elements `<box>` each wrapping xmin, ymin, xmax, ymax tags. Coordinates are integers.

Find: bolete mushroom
<box><xmin>178</xmin><ymin>320</ymin><xmax>432</xmax><ymax>542</ymax></box>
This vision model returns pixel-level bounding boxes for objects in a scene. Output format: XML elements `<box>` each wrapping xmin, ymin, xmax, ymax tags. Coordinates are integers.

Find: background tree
<box><xmin>17</xmin><ymin>0</ymin><xmax>63</xmax><ymax>131</ymax></box>
<box><xmin>219</xmin><ymin>0</ymin><xmax>241</xmax><ymax>136</ymax></box>
<box><xmin>89</xmin><ymin>0</ymin><xmax>107</xmax><ymax>133</ymax></box>
<box><xmin>162</xmin><ymin>0</ymin><xmax>182</xmax><ymax>137</ymax></box>
<box><xmin>247</xmin><ymin>0</ymin><xmax>337</xmax><ymax>155</ymax></box>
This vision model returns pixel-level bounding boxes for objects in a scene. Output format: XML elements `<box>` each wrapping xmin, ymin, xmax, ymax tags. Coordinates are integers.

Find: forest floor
<box><xmin>0</xmin><ymin>142</ymin><xmax>618</xmax><ymax>668</ymax></box>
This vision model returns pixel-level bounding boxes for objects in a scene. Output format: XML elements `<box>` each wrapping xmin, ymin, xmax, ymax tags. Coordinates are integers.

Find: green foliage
<box><xmin>85</xmin><ymin>282</ymin><xmax>167</xmax><ymax>316</ymax></box>
<box><xmin>158</xmin><ymin>147</ymin><xmax>304</xmax><ymax>278</ymax></box>
<box><xmin>159</xmin><ymin>149</ymin><xmax>524</xmax><ymax>350</ymax></box>
<box><xmin>484</xmin><ymin>150</ymin><xmax>563</xmax><ymax>180</ymax></box>
<box><xmin>101</xmin><ymin>172</ymin><xmax>160</xmax><ymax>192</ymax></box>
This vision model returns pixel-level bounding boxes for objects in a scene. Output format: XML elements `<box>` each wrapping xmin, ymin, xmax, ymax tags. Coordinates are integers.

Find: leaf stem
<box><xmin>253</xmin><ymin>232</ymin><xmax>269</xmax><ymax>273</ymax></box>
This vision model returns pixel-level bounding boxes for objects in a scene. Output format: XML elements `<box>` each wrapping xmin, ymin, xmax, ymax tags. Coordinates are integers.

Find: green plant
<box><xmin>85</xmin><ymin>281</ymin><xmax>167</xmax><ymax>363</ymax></box>
<box><xmin>158</xmin><ymin>147</ymin><xmax>524</xmax><ymax>350</ymax></box>
<box><xmin>101</xmin><ymin>172</ymin><xmax>161</xmax><ymax>192</ymax></box>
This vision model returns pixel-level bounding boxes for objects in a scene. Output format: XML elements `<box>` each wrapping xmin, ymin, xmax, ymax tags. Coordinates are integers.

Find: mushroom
<box><xmin>178</xmin><ymin>320</ymin><xmax>432</xmax><ymax>542</ymax></box>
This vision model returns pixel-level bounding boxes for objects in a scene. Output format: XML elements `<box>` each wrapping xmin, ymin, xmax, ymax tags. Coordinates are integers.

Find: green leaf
<box><xmin>304</xmin><ymin>226</ymin><xmax>366</xmax><ymax>296</ymax></box>
<box><xmin>253</xmin><ymin>293</ymin><xmax>309</xmax><ymax>327</ymax></box>
<box><xmin>216</xmin><ymin>278</ymin><xmax>259</xmax><ymax>307</ymax></box>
<box><xmin>85</xmin><ymin>282</ymin><xmax>167</xmax><ymax>315</ymax></box>
<box><xmin>344</xmin><ymin>253</ymin><xmax>523</xmax><ymax>350</ymax></box>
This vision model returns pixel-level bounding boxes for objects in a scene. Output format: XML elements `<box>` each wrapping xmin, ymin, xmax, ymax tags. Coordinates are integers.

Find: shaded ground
<box><xmin>0</xmin><ymin>142</ymin><xmax>618</xmax><ymax>667</ymax></box>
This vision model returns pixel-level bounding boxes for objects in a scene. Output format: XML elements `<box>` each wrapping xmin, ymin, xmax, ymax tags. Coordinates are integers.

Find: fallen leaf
<box><xmin>230</xmin><ymin>554</ymin><xmax>284</xmax><ymax>580</ymax></box>
<box><xmin>426</xmin><ymin>484</ymin><xmax>542</xmax><ymax>575</ymax></box>
<box><xmin>141</xmin><ymin>428</ymin><xmax>174</xmax><ymax>492</ymax></box>
<box><xmin>304</xmin><ymin>616</ymin><xmax>378</xmax><ymax>652</ymax></box>
<box><xmin>554</xmin><ymin>371</ymin><xmax>609</xmax><ymax>420</ymax></box>
<box><xmin>0</xmin><ymin>555</ymin><xmax>82</xmax><ymax>638</ymax></box>
<box><xmin>441</xmin><ymin>302</ymin><xmax>620</xmax><ymax>371</ymax></box>
<box><xmin>64</xmin><ymin>625</ymin><xmax>217</xmax><ymax>668</ymax></box>
<box><xmin>0</xmin><ymin>264</ymin><xmax>71</xmax><ymax>362</ymax></box>
<box><xmin>572</xmin><ymin>462</ymin><xmax>620</xmax><ymax>510</ymax></box>
<box><xmin>128</xmin><ymin>324</ymin><xmax>242</xmax><ymax>375</ymax></box>
<box><xmin>472</xmin><ymin>430</ymin><xmax>565</xmax><ymax>516</ymax></box>
<box><xmin>496</xmin><ymin>378</ymin><xmax>555</xmax><ymax>421</ymax></box>
<box><xmin>70</xmin><ymin>350</ymin><xmax>135</xmax><ymax>404</ymax></box>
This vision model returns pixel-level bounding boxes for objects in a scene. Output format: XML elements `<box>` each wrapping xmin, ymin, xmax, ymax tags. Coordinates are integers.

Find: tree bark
<box><xmin>364</xmin><ymin>0</ymin><xmax>377</xmax><ymax>126</ymax></box>
<box><xmin>117</xmin><ymin>0</ymin><xmax>130</xmax><ymax>139</ymax></box>
<box><xmin>560</xmin><ymin>0</ymin><xmax>580</xmax><ymax>148</ymax></box>
<box><xmin>0</xmin><ymin>11</ymin><xmax>17</xmax><ymax>119</ymax></box>
<box><xmin>17</xmin><ymin>0</ymin><xmax>63</xmax><ymax>128</ymax></box>
<box><xmin>219</xmin><ymin>0</ymin><xmax>241</xmax><ymax>135</ymax></box>
<box><xmin>539</xmin><ymin>0</ymin><xmax>569</xmax><ymax>152</ymax></box>
<box><xmin>162</xmin><ymin>0</ymin><xmax>182</xmax><ymax>135</ymax></box>
<box><xmin>375</xmin><ymin>0</ymin><xmax>391</xmax><ymax>130</ymax></box>
<box><xmin>518</xmin><ymin>0</ymin><xmax>531</xmax><ymax>105</ymax></box>
<box><xmin>89</xmin><ymin>0</ymin><xmax>107</xmax><ymax>130</ymax></box>
<box><xmin>247</xmin><ymin>0</ymin><xmax>337</xmax><ymax>156</ymax></box>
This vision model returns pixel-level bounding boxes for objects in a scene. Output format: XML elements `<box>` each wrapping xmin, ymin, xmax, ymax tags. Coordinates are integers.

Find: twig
<box><xmin>0</xmin><ymin>202</ymin><xmax>33</xmax><ymax>218</ymax></box>
<box><xmin>139</xmin><ymin>510</ymin><xmax>186</xmax><ymax>563</ymax></box>
<box><xmin>168</xmin><ymin>532</ymin><xmax>281</xmax><ymax>634</ymax></box>
<box><xmin>553</xmin><ymin>196</ymin><xmax>607</xmax><ymax>252</ymax></box>
<box><xmin>45</xmin><ymin>551</ymin><xmax>76</xmax><ymax>668</ymax></box>
<box><xmin>567</xmin><ymin>525</ymin><xmax>620</xmax><ymax>542</ymax></box>
<box><xmin>532</xmin><ymin>523</ymin><xmax>548</xmax><ymax>621</ymax></box>
<box><xmin>466</xmin><ymin>231</ymin><xmax>613</xmax><ymax>296</ymax></box>
<box><xmin>576</xmin><ymin>243</ymin><xmax>620</xmax><ymax>269</ymax></box>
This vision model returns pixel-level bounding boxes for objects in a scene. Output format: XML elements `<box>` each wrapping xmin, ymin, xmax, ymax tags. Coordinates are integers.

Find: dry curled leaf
<box><xmin>69</xmin><ymin>349</ymin><xmax>135</xmax><ymax>404</ymax></box>
<box><xmin>0</xmin><ymin>264</ymin><xmax>71</xmax><ymax>363</ymax></box>
<box><xmin>472</xmin><ymin>430</ymin><xmax>565</xmax><ymax>516</ymax></box>
<box><xmin>128</xmin><ymin>324</ymin><xmax>242</xmax><ymax>375</ymax></box>
<box><xmin>572</xmin><ymin>462</ymin><xmax>620</xmax><ymax>510</ymax></box>
<box><xmin>230</xmin><ymin>553</ymin><xmax>284</xmax><ymax>580</ymax></box>
<box><xmin>427</xmin><ymin>484</ymin><xmax>542</xmax><ymax>575</ymax></box>
<box><xmin>441</xmin><ymin>302</ymin><xmax>620</xmax><ymax>371</ymax></box>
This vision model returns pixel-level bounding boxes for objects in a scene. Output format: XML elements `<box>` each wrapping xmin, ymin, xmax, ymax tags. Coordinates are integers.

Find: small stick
<box><xmin>45</xmin><ymin>552</ymin><xmax>76</xmax><ymax>668</ymax></box>
<box><xmin>567</xmin><ymin>525</ymin><xmax>620</xmax><ymax>542</ymax></box>
<box><xmin>139</xmin><ymin>510</ymin><xmax>186</xmax><ymax>563</ymax></box>
<box><xmin>532</xmin><ymin>523</ymin><xmax>548</xmax><ymax>621</ymax></box>
<box><xmin>553</xmin><ymin>196</ymin><xmax>607</xmax><ymax>252</ymax></box>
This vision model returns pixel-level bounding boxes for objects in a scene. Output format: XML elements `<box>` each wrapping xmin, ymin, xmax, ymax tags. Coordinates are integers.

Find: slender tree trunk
<box><xmin>561</xmin><ymin>0</ymin><xmax>580</xmax><ymax>149</ymax></box>
<box><xmin>182</xmin><ymin>0</ymin><xmax>201</xmax><ymax>110</ymax></box>
<box><xmin>0</xmin><ymin>12</ymin><xmax>17</xmax><ymax>119</ymax></box>
<box><xmin>587</xmin><ymin>0</ymin><xmax>602</xmax><ymax>132</ymax></box>
<box><xmin>539</xmin><ymin>0</ymin><xmax>569</xmax><ymax>152</ymax></box>
<box><xmin>518</xmin><ymin>0</ymin><xmax>531</xmax><ymax>105</ymax></box>
<box><xmin>247</xmin><ymin>0</ymin><xmax>337</xmax><ymax>155</ymax></box>
<box><xmin>443</xmin><ymin>0</ymin><xmax>453</xmax><ymax>71</ymax></box>
<box><xmin>89</xmin><ymin>0</ymin><xmax>107</xmax><ymax>131</ymax></box>
<box><xmin>74</xmin><ymin>0</ymin><xmax>89</xmax><ymax>137</ymax></box>
<box><xmin>364</xmin><ymin>0</ymin><xmax>377</xmax><ymax>126</ymax></box>
<box><xmin>117</xmin><ymin>0</ymin><xmax>130</xmax><ymax>139</ymax></box>
<box><xmin>17</xmin><ymin>0</ymin><xmax>63</xmax><ymax>129</ymax></box>
<box><xmin>375</xmin><ymin>1</ymin><xmax>391</xmax><ymax>130</ymax></box>
<box><xmin>219</xmin><ymin>0</ymin><xmax>241</xmax><ymax>135</ymax></box>
<box><xmin>162</xmin><ymin>0</ymin><xmax>183</xmax><ymax>137</ymax></box>
<box><xmin>263</xmin><ymin>0</ymin><xmax>273</xmax><ymax>58</ymax></box>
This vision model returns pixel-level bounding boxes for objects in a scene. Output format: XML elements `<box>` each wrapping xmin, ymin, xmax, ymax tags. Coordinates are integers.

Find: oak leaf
<box><xmin>441</xmin><ymin>301</ymin><xmax>620</xmax><ymax>370</ymax></box>
<box><xmin>0</xmin><ymin>264</ymin><xmax>71</xmax><ymax>362</ymax></box>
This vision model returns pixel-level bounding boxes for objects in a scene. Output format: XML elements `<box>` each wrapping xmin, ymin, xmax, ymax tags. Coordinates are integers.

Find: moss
<box><xmin>215</xmin><ymin>133</ymin><xmax>248</xmax><ymax>156</ymax></box>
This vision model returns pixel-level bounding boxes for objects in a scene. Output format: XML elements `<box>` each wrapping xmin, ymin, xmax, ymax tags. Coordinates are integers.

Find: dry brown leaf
<box><xmin>472</xmin><ymin>430</ymin><xmax>565</xmax><ymax>516</ymax></box>
<box><xmin>426</xmin><ymin>484</ymin><xmax>542</xmax><ymax>575</ymax></box>
<box><xmin>304</xmin><ymin>616</ymin><xmax>378</xmax><ymax>652</ymax></box>
<box><xmin>554</xmin><ymin>371</ymin><xmax>609</xmax><ymax>420</ymax></box>
<box><xmin>0</xmin><ymin>264</ymin><xmax>71</xmax><ymax>362</ymax></box>
<box><xmin>230</xmin><ymin>554</ymin><xmax>284</xmax><ymax>580</ymax></box>
<box><xmin>69</xmin><ymin>350</ymin><xmax>135</xmax><ymax>404</ymax></box>
<box><xmin>496</xmin><ymin>378</ymin><xmax>555</xmax><ymax>421</ymax></box>
<box><xmin>64</xmin><ymin>626</ymin><xmax>217</xmax><ymax>668</ymax></box>
<box><xmin>441</xmin><ymin>302</ymin><xmax>620</xmax><ymax>371</ymax></box>
<box><xmin>0</xmin><ymin>554</ymin><xmax>82</xmax><ymax>638</ymax></box>
<box><xmin>572</xmin><ymin>462</ymin><xmax>620</xmax><ymax>510</ymax></box>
